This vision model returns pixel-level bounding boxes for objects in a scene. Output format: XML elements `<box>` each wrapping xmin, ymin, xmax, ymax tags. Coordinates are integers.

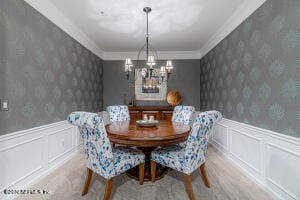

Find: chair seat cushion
<box><xmin>112</xmin><ymin>146</ymin><xmax>145</xmax><ymax>177</ymax></box>
<box><xmin>151</xmin><ymin>145</ymin><xmax>187</xmax><ymax>173</ymax></box>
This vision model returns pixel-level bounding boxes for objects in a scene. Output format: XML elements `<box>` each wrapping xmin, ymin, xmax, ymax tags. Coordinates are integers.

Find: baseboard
<box><xmin>0</xmin><ymin>121</ymin><xmax>82</xmax><ymax>200</ymax></box>
<box><xmin>210</xmin><ymin>118</ymin><xmax>300</xmax><ymax>200</ymax></box>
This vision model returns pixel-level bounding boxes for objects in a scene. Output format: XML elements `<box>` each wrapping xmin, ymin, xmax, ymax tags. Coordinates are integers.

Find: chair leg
<box><xmin>82</xmin><ymin>168</ymin><xmax>93</xmax><ymax>196</ymax></box>
<box><xmin>103</xmin><ymin>179</ymin><xmax>113</xmax><ymax>200</ymax></box>
<box><xmin>111</xmin><ymin>142</ymin><xmax>115</xmax><ymax>148</ymax></box>
<box><xmin>139</xmin><ymin>163</ymin><xmax>145</xmax><ymax>185</ymax></box>
<box><xmin>150</xmin><ymin>160</ymin><xmax>156</xmax><ymax>183</ymax></box>
<box><xmin>183</xmin><ymin>174</ymin><xmax>195</xmax><ymax>200</ymax></box>
<box><xmin>200</xmin><ymin>163</ymin><xmax>210</xmax><ymax>188</ymax></box>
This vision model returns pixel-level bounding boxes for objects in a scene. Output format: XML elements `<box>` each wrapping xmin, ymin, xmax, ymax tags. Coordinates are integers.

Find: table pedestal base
<box><xmin>126</xmin><ymin>147</ymin><xmax>168</xmax><ymax>182</ymax></box>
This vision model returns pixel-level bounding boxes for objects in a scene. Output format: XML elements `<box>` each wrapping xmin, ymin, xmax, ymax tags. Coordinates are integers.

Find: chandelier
<box><xmin>124</xmin><ymin>7</ymin><xmax>174</xmax><ymax>85</ymax></box>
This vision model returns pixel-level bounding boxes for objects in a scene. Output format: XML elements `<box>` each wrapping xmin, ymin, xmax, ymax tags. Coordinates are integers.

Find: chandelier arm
<box><xmin>148</xmin><ymin>44</ymin><xmax>159</xmax><ymax>63</ymax></box>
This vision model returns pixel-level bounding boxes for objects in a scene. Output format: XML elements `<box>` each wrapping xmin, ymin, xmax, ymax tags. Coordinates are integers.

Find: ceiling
<box><xmin>49</xmin><ymin>0</ymin><xmax>243</xmax><ymax>52</ymax></box>
<box><xmin>25</xmin><ymin>0</ymin><xmax>266</xmax><ymax>59</ymax></box>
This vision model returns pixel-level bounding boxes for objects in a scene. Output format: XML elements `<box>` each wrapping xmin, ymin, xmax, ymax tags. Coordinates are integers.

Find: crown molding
<box><xmin>199</xmin><ymin>0</ymin><xmax>267</xmax><ymax>59</ymax></box>
<box><xmin>24</xmin><ymin>0</ymin><xmax>104</xmax><ymax>59</ymax></box>
<box><xmin>103</xmin><ymin>51</ymin><xmax>202</xmax><ymax>60</ymax></box>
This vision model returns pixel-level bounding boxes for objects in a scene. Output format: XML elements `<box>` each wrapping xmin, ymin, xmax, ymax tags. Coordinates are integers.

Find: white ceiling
<box><xmin>49</xmin><ymin>0</ymin><xmax>243</xmax><ymax>52</ymax></box>
<box><xmin>25</xmin><ymin>0</ymin><xmax>266</xmax><ymax>59</ymax></box>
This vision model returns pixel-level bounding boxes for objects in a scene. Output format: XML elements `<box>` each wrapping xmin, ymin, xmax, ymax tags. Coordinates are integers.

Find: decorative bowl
<box><xmin>136</xmin><ymin>120</ymin><xmax>159</xmax><ymax>127</ymax></box>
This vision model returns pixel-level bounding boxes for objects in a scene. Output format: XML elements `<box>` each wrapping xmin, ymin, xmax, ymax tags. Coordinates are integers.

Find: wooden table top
<box><xmin>106</xmin><ymin>120</ymin><xmax>190</xmax><ymax>147</ymax></box>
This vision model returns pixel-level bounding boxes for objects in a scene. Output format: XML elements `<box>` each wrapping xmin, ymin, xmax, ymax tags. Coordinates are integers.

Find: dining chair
<box><xmin>206</xmin><ymin>110</ymin><xmax>222</xmax><ymax>129</ymax></box>
<box><xmin>172</xmin><ymin>105</ymin><xmax>195</xmax><ymax>125</ymax></box>
<box><xmin>67</xmin><ymin>112</ymin><xmax>145</xmax><ymax>200</ymax></box>
<box><xmin>172</xmin><ymin>106</ymin><xmax>195</xmax><ymax>148</ymax></box>
<box><xmin>106</xmin><ymin>105</ymin><xmax>130</xmax><ymax>147</ymax></box>
<box><xmin>188</xmin><ymin>110</ymin><xmax>222</xmax><ymax>142</ymax></box>
<box><xmin>106</xmin><ymin>105</ymin><xmax>130</xmax><ymax>122</ymax></box>
<box><xmin>150</xmin><ymin>112</ymin><xmax>222</xmax><ymax>200</ymax></box>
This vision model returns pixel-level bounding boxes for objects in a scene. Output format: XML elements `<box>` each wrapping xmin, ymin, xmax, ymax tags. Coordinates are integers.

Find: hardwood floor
<box><xmin>15</xmin><ymin>145</ymin><xmax>273</xmax><ymax>200</ymax></box>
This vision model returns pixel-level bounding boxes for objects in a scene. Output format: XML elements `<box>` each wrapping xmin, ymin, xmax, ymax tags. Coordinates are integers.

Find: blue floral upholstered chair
<box><xmin>67</xmin><ymin>112</ymin><xmax>145</xmax><ymax>200</ymax></box>
<box><xmin>106</xmin><ymin>105</ymin><xmax>130</xmax><ymax>122</ymax></box>
<box><xmin>106</xmin><ymin>105</ymin><xmax>130</xmax><ymax>147</ymax></box>
<box><xmin>190</xmin><ymin>110</ymin><xmax>222</xmax><ymax>140</ymax></box>
<box><xmin>172</xmin><ymin>106</ymin><xmax>195</xmax><ymax>148</ymax></box>
<box><xmin>172</xmin><ymin>105</ymin><xmax>195</xmax><ymax>125</ymax></box>
<box><xmin>206</xmin><ymin>110</ymin><xmax>222</xmax><ymax>130</ymax></box>
<box><xmin>150</xmin><ymin>112</ymin><xmax>222</xmax><ymax>200</ymax></box>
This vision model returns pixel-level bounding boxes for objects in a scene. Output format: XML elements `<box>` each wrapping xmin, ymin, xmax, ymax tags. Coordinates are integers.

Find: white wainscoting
<box><xmin>0</xmin><ymin>121</ymin><xmax>81</xmax><ymax>200</ymax></box>
<box><xmin>210</xmin><ymin>118</ymin><xmax>300</xmax><ymax>200</ymax></box>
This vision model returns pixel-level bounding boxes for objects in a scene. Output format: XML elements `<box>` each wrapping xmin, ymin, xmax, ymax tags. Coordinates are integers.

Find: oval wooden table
<box><xmin>106</xmin><ymin>120</ymin><xmax>190</xmax><ymax>181</ymax></box>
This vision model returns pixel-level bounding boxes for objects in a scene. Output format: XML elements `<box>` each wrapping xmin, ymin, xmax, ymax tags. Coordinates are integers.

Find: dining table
<box><xmin>105</xmin><ymin>120</ymin><xmax>190</xmax><ymax>181</ymax></box>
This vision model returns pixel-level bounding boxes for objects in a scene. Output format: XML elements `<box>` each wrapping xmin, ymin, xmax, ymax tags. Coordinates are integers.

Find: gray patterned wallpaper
<box><xmin>200</xmin><ymin>0</ymin><xmax>300</xmax><ymax>138</ymax></box>
<box><xmin>103</xmin><ymin>60</ymin><xmax>200</xmax><ymax>110</ymax></box>
<box><xmin>0</xmin><ymin>0</ymin><xmax>103</xmax><ymax>135</ymax></box>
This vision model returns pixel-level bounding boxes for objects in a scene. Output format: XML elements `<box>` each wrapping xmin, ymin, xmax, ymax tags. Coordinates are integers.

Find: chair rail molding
<box><xmin>0</xmin><ymin>121</ymin><xmax>82</xmax><ymax>200</ymax></box>
<box><xmin>210</xmin><ymin>118</ymin><xmax>300</xmax><ymax>200</ymax></box>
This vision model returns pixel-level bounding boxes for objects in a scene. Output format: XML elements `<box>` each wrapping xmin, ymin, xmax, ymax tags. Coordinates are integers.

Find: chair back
<box><xmin>106</xmin><ymin>105</ymin><xmax>130</xmax><ymax>122</ymax></box>
<box><xmin>172</xmin><ymin>105</ymin><xmax>195</xmax><ymax>125</ymax></box>
<box><xmin>67</xmin><ymin>112</ymin><xmax>113</xmax><ymax>177</ymax></box>
<box><xmin>184</xmin><ymin>112</ymin><xmax>211</xmax><ymax>171</ymax></box>
<box><xmin>206</xmin><ymin>110</ymin><xmax>222</xmax><ymax>129</ymax></box>
<box><xmin>98</xmin><ymin>111</ymin><xmax>111</xmax><ymax>125</ymax></box>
